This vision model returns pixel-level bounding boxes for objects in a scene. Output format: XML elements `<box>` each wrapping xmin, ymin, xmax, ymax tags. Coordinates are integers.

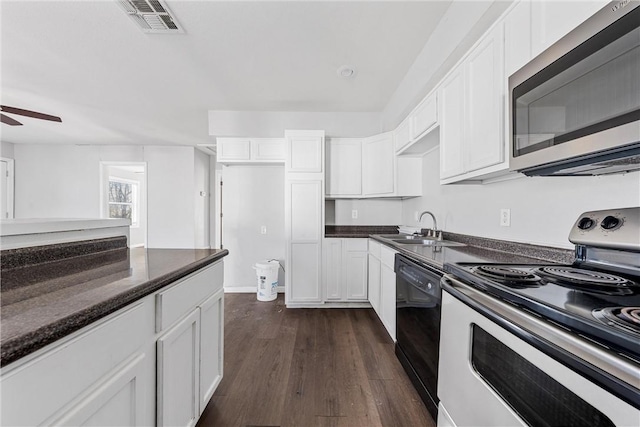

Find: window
<box><xmin>108</xmin><ymin>177</ymin><xmax>139</xmax><ymax>226</ymax></box>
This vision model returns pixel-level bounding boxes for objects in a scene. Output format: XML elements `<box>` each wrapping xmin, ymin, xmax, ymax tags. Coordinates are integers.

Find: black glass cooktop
<box><xmin>444</xmin><ymin>262</ymin><xmax>640</xmax><ymax>360</ymax></box>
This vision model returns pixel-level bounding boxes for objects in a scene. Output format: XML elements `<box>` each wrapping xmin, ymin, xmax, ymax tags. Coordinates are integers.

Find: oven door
<box><xmin>438</xmin><ymin>276</ymin><xmax>640</xmax><ymax>427</ymax></box>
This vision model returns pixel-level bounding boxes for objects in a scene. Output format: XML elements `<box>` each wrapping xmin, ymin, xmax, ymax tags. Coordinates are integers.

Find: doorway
<box><xmin>100</xmin><ymin>162</ymin><xmax>147</xmax><ymax>247</ymax></box>
<box><xmin>1</xmin><ymin>157</ymin><xmax>14</xmax><ymax>219</ymax></box>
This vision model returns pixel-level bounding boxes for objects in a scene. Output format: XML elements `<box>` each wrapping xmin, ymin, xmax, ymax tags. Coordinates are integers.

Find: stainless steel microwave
<box><xmin>509</xmin><ymin>0</ymin><xmax>640</xmax><ymax>176</ymax></box>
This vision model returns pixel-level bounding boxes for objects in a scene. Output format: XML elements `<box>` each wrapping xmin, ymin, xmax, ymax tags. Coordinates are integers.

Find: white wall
<box><xmin>1</xmin><ymin>142</ymin><xmax>15</xmax><ymax>158</ymax></box>
<box><xmin>221</xmin><ymin>165</ymin><xmax>285</xmax><ymax>289</ymax></box>
<box><xmin>329</xmin><ymin>199</ymin><xmax>403</xmax><ymax>225</ymax></box>
<box><xmin>402</xmin><ymin>149</ymin><xmax>640</xmax><ymax>249</ymax></box>
<box><xmin>209</xmin><ymin>111</ymin><xmax>382</xmax><ymax>138</ymax></box>
<box><xmin>13</xmin><ymin>144</ymin><xmax>209</xmax><ymax>248</ymax></box>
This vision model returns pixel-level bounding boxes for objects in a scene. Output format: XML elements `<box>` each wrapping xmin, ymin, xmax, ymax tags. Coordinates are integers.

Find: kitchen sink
<box><xmin>389</xmin><ymin>235</ymin><xmax>465</xmax><ymax>247</ymax></box>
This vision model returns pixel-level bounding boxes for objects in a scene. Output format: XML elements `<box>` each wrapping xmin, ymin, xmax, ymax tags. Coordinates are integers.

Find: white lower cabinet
<box><xmin>368</xmin><ymin>239</ymin><xmax>397</xmax><ymax>341</ymax></box>
<box><xmin>0</xmin><ymin>260</ymin><xmax>225</xmax><ymax>427</ymax></box>
<box><xmin>322</xmin><ymin>238</ymin><xmax>368</xmax><ymax>302</ymax></box>
<box><xmin>157</xmin><ymin>309</ymin><xmax>201</xmax><ymax>427</ymax></box>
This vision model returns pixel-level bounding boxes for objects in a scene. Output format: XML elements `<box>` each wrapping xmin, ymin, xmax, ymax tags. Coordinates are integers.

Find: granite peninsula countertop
<box><xmin>1</xmin><ymin>247</ymin><xmax>228</xmax><ymax>367</ymax></box>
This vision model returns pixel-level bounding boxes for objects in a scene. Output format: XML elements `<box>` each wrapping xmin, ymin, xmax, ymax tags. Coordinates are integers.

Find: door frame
<box><xmin>1</xmin><ymin>157</ymin><xmax>15</xmax><ymax>219</ymax></box>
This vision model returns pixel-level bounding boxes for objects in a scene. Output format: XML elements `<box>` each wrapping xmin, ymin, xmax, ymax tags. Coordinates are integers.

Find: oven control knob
<box><xmin>577</xmin><ymin>217</ymin><xmax>595</xmax><ymax>230</ymax></box>
<box><xmin>601</xmin><ymin>215</ymin><xmax>621</xmax><ymax>230</ymax></box>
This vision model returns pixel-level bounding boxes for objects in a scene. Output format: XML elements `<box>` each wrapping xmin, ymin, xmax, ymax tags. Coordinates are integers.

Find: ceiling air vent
<box><xmin>117</xmin><ymin>0</ymin><xmax>183</xmax><ymax>33</ymax></box>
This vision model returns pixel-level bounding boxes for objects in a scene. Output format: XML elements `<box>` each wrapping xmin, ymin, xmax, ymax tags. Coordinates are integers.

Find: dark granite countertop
<box><xmin>370</xmin><ymin>232</ymin><xmax>574</xmax><ymax>271</ymax></box>
<box><xmin>325</xmin><ymin>225</ymin><xmax>399</xmax><ymax>238</ymax></box>
<box><xmin>1</xmin><ymin>247</ymin><xmax>228</xmax><ymax>367</ymax></box>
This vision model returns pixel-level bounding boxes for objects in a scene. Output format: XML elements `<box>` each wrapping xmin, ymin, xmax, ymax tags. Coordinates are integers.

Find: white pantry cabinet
<box><xmin>285</xmin><ymin>130</ymin><xmax>325</xmax><ymax>306</ymax></box>
<box><xmin>0</xmin><ymin>261</ymin><xmax>225</xmax><ymax>427</ymax></box>
<box><xmin>217</xmin><ymin>138</ymin><xmax>285</xmax><ymax>164</ymax></box>
<box><xmin>322</xmin><ymin>238</ymin><xmax>368</xmax><ymax>302</ymax></box>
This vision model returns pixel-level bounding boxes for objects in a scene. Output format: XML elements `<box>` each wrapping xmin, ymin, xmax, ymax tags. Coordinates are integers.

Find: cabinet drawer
<box><xmin>344</xmin><ymin>238</ymin><xmax>368</xmax><ymax>252</ymax></box>
<box><xmin>156</xmin><ymin>261</ymin><xmax>223</xmax><ymax>332</ymax></box>
<box><xmin>368</xmin><ymin>239</ymin><xmax>381</xmax><ymax>258</ymax></box>
<box><xmin>0</xmin><ymin>300</ymin><xmax>151</xmax><ymax>427</ymax></box>
<box><xmin>380</xmin><ymin>245</ymin><xmax>397</xmax><ymax>269</ymax></box>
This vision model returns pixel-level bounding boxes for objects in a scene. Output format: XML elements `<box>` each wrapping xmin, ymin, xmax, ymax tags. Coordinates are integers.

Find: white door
<box><xmin>323</xmin><ymin>239</ymin><xmax>343</xmax><ymax>301</ymax></box>
<box><xmin>344</xmin><ymin>250</ymin><xmax>368</xmax><ymax>301</ymax></box>
<box><xmin>157</xmin><ymin>309</ymin><xmax>201</xmax><ymax>427</ymax></box>
<box><xmin>368</xmin><ymin>254</ymin><xmax>381</xmax><ymax>315</ymax></box>
<box><xmin>1</xmin><ymin>159</ymin><xmax>13</xmax><ymax>219</ymax></box>
<box><xmin>381</xmin><ymin>264</ymin><xmax>396</xmax><ymax>341</ymax></box>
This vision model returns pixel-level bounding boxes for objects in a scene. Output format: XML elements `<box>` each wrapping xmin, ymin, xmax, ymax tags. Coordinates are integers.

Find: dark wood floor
<box><xmin>197</xmin><ymin>294</ymin><xmax>434</xmax><ymax>427</ymax></box>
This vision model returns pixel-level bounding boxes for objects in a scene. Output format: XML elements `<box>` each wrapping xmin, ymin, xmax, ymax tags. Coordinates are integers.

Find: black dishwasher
<box><xmin>395</xmin><ymin>254</ymin><xmax>442</xmax><ymax>421</ymax></box>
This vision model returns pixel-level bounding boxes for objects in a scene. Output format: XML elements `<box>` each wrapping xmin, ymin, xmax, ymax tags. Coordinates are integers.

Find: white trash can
<box><xmin>254</xmin><ymin>260</ymin><xmax>279</xmax><ymax>301</ymax></box>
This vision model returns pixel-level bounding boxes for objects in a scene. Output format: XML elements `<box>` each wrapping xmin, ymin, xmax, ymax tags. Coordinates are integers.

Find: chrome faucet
<box><xmin>418</xmin><ymin>210</ymin><xmax>441</xmax><ymax>240</ymax></box>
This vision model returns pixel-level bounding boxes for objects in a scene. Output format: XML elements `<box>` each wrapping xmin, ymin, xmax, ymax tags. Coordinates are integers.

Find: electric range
<box><xmin>439</xmin><ymin>207</ymin><xmax>640</xmax><ymax>426</ymax></box>
<box><xmin>445</xmin><ymin>207</ymin><xmax>640</xmax><ymax>361</ymax></box>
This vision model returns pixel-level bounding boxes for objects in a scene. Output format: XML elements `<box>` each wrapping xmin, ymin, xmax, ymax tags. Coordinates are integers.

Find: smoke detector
<box><xmin>117</xmin><ymin>0</ymin><xmax>184</xmax><ymax>33</ymax></box>
<box><xmin>337</xmin><ymin>65</ymin><xmax>357</xmax><ymax>78</ymax></box>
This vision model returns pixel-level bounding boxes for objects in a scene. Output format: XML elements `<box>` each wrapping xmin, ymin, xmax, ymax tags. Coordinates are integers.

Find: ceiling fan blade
<box><xmin>0</xmin><ymin>113</ymin><xmax>23</xmax><ymax>126</ymax></box>
<box><xmin>0</xmin><ymin>105</ymin><xmax>62</xmax><ymax>122</ymax></box>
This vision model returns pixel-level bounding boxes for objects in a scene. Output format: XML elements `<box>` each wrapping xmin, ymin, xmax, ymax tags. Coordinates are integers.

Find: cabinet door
<box><xmin>287</xmin><ymin>135</ymin><xmax>323</xmax><ymax>173</ymax></box>
<box><xmin>439</xmin><ymin>67</ymin><xmax>465</xmax><ymax>179</ymax></box>
<box><xmin>368</xmin><ymin>254</ymin><xmax>381</xmax><ymax>315</ymax></box>
<box><xmin>381</xmin><ymin>264</ymin><xmax>396</xmax><ymax>342</ymax></box>
<box><xmin>362</xmin><ymin>133</ymin><xmax>394</xmax><ymax>195</ymax></box>
<box><xmin>323</xmin><ymin>238</ymin><xmax>343</xmax><ymax>300</ymax></box>
<box><xmin>289</xmin><ymin>242</ymin><xmax>322</xmax><ymax>302</ymax></box>
<box><xmin>344</xmin><ymin>250</ymin><xmax>368</xmax><ymax>301</ymax></box>
<box><xmin>50</xmin><ymin>354</ymin><xmax>147</xmax><ymax>426</ymax></box>
<box><xmin>464</xmin><ymin>24</ymin><xmax>504</xmax><ymax>173</ymax></box>
<box><xmin>531</xmin><ymin>0</ymin><xmax>608</xmax><ymax>58</ymax></box>
<box><xmin>410</xmin><ymin>93</ymin><xmax>438</xmax><ymax>139</ymax></box>
<box><xmin>394</xmin><ymin>119</ymin><xmax>411</xmax><ymax>152</ymax></box>
<box><xmin>326</xmin><ymin>139</ymin><xmax>362</xmax><ymax>196</ymax></box>
<box><xmin>217</xmin><ymin>138</ymin><xmax>251</xmax><ymax>161</ymax></box>
<box><xmin>504</xmin><ymin>0</ymin><xmax>532</xmax><ymax>78</ymax></box>
<box><xmin>199</xmin><ymin>289</ymin><xmax>224</xmax><ymax>414</ymax></box>
<box><xmin>252</xmin><ymin>138</ymin><xmax>285</xmax><ymax>161</ymax></box>
<box><xmin>157</xmin><ymin>309</ymin><xmax>201</xmax><ymax>427</ymax></box>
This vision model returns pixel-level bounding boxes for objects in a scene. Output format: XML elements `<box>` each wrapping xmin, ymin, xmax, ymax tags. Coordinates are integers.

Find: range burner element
<box><xmin>592</xmin><ymin>307</ymin><xmax>640</xmax><ymax>337</ymax></box>
<box><xmin>535</xmin><ymin>266</ymin><xmax>638</xmax><ymax>295</ymax></box>
<box><xmin>473</xmin><ymin>266</ymin><xmax>541</xmax><ymax>288</ymax></box>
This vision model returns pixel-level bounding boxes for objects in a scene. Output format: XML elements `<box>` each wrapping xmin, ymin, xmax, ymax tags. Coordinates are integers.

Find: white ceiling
<box><xmin>0</xmin><ymin>0</ymin><xmax>454</xmax><ymax>146</ymax></box>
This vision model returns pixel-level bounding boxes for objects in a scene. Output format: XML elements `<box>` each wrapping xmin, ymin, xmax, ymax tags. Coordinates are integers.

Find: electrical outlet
<box><xmin>352</xmin><ymin>210</ymin><xmax>358</xmax><ymax>219</ymax></box>
<box><xmin>260</xmin><ymin>226</ymin><xmax>267</xmax><ymax>234</ymax></box>
<box><xmin>500</xmin><ymin>209</ymin><xmax>511</xmax><ymax>227</ymax></box>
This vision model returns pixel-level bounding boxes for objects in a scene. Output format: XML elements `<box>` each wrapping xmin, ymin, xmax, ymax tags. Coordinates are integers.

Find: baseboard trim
<box><xmin>224</xmin><ymin>286</ymin><xmax>285</xmax><ymax>293</ymax></box>
<box><xmin>286</xmin><ymin>302</ymin><xmax>372</xmax><ymax>309</ymax></box>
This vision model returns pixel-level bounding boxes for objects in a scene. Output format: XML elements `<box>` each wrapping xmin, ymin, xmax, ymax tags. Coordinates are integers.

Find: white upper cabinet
<box><xmin>439</xmin><ymin>21</ymin><xmax>506</xmax><ymax>183</ymax></box>
<box><xmin>439</xmin><ymin>67</ymin><xmax>466</xmax><ymax>179</ymax></box>
<box><xmin>410</xmin><ymin>93</ymin><xmax>438</xmax><ymax>140</ymax></box>
<box><xmin>394</xmin><ymin>118</ymin><xmax>411</xmax><ymax>152</ymax></box>
<box><xmin>362</xmin><ymin>132</ymin><xmax>395</xmax><ymax>196</ymax></box>
<box><xmin>531</xmin><ymin>0</ymin><xmax>609</xmax><ymax>58</ymax></box>
<box><xmin>464</xmin><ymin>23</ymin><xmax>505</xmax><ymax>173</ymax></box>
<box><xmin>326</xmin><ymin>138</ymin><xmax>362</xmax><ymax>196</ymax></box>
<box><xmin>504</xmin><ymin>0</ymin><xmax>532</xmax><ymax>78</ymax></box>
<box><xmin>216</xmin><ymin>138</ymin><xmax>285</xmax><ymax>164</ymax></box>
